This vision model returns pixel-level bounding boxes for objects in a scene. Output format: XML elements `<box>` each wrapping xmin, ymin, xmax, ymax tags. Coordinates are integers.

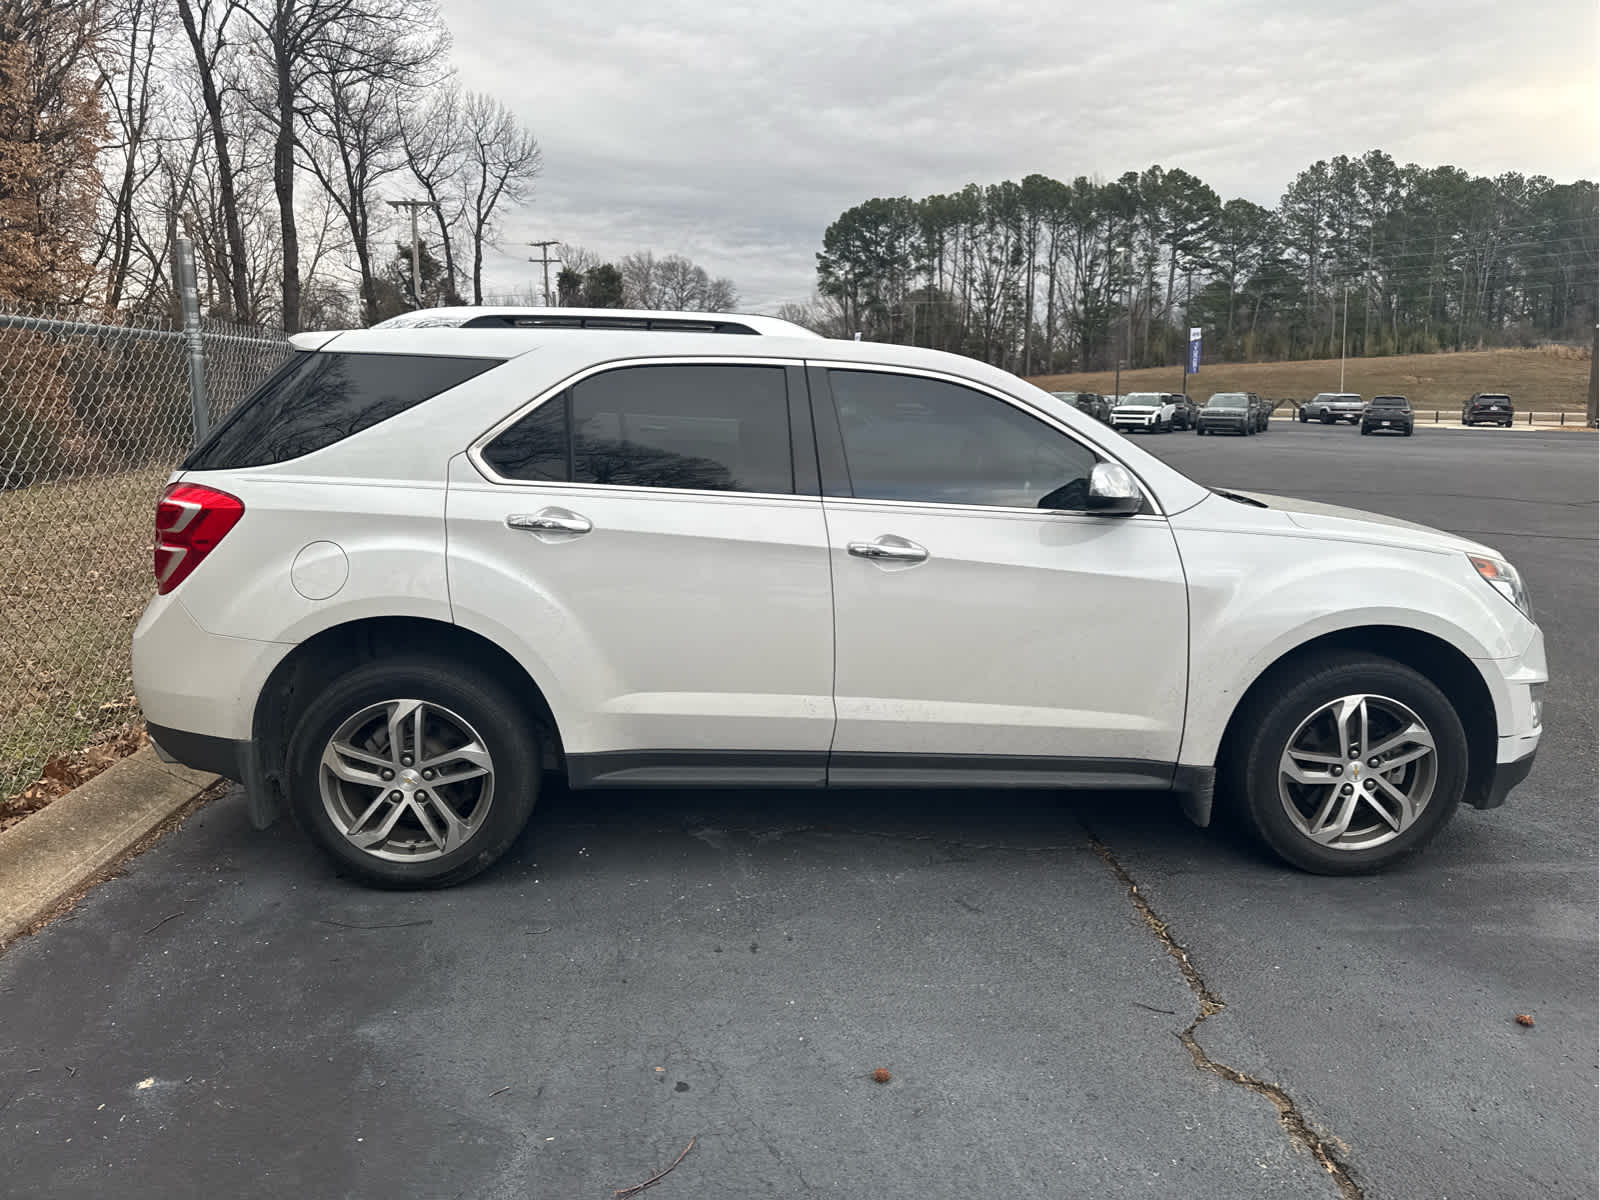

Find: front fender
<box><xmin>1173</xmin><ymin>522</ymin><xmax>1537</xmax><ymax>766</ymax></box>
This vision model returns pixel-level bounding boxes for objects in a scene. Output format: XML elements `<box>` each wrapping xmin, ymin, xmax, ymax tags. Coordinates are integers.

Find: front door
<box><xmin>811</xmin><ymin>366</ymin><xmax>1189</xmax><ymax>787</ymax></box>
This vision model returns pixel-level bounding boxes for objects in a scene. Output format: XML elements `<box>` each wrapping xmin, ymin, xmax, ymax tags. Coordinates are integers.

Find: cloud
<box><xmin>438</xmin><ymin>0</ymin><xmax>1599</xmax><ymax>310</ymax></box>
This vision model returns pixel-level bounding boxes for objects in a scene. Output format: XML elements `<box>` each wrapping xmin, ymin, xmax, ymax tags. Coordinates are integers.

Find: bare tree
<box><xmin>398</xmin><ymin>81</ymin><xmax>464</xmax><ymax>302</ymax></box>
<box><xmin>293</xmin><ymin>0</ymin><xmax>446</xmax><ymax>324</ymax></box>
<box><xmin>619</xmin><ymin>250</ymin><xmax>660</xmax><ymax>308</ymax></box>
<box><xmin>172</xmin><ymin>0</ymin><xmax>254</xmax><ymax>319</ymax></box>
<box><xmin>458</xmin><ymin>90</ymin><xmax>539</xmax><ymax>304</ymax></box>
<box><xmin>236</xmin><ymin>0</ymin><xmax>443</xmax><ymax>331</ymax></box>
<box><xmin>703</xmin><ymin>275</ymin><xmax>737</xmax><ymax>311</ymax></box>
<box><xmin>91</xmin><ymin>0</ymin><xmax>165</xmax><ymax>311</ymax></box>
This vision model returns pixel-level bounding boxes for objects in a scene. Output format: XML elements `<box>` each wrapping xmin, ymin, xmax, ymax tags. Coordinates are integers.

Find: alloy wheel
<box><xmin>1277</xmin><ymin>693</ymin><xmax>1438</xmax><ymax>851</ymax></box>
<box><xmin>319</xmin><ymin>698</ymin><xmax>496</xmax><ymax>862</ymax></box>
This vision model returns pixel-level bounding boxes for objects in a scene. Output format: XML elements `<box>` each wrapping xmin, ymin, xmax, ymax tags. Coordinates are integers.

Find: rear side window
<box><xmin>184</xmin><ymin>352</ymin><xmax>500</xmax><ymax>470</ymax></box>
<box><xmin>481</xmin><ymin>364</ymin><xmax>795</xmax><ymax>494</ymax></box>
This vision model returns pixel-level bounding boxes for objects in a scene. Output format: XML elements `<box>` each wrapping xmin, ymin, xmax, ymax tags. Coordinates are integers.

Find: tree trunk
<box><xmin>274</xmin><ymin>53</ymin><xmax>301</xmax><ymax>332</ymax></box>
<box><xmin>175</xmin><ymin>0</ymin><xmax>253</xmax><ymax>322</ymax></box>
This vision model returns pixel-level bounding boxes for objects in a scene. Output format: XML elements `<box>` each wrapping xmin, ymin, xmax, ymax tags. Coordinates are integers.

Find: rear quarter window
<box><xmin>183</xmin><ymin>351</ymin><xmax>501</xmax><ymax>470</ymax></box>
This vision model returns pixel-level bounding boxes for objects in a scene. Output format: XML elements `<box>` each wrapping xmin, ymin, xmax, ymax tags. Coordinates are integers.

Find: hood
<box><xmin>1112</xmin><ymin>402</ymin><xmax>1161</xmax><ymax>412</ymax></box>
<box><xmin>1227</xmin><ymin>490</ymin><xmax>1501</xmax><ymax>558</ymax></box>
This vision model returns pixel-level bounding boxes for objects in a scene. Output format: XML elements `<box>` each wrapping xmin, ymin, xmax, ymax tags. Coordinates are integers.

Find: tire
<box><xmin>1221</xmin><ymin>652</ymin><xmax>1468</xmax><ymax>874</ymax></box>
<box><xmin>285</xmin><ymin>656</ymin><xmax>541</xmax><ymax>888</ymax></box>
<box><xmin>1320</xmin><ymin>413</ymin><xmax>1334</xmax><ymax>425</ymax></box>
<box><xmin>1298</xmin><ymin>408</ymin><xmax>1308</xmax><ymax>423</ymax></box>
<box><xmin>1360</xmin><ymin>425</ymin><xmax>1371</xmax><ymax>435</ymax></box>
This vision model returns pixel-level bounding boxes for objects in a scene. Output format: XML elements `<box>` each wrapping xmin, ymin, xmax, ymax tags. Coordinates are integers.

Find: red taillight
<box><xmin>153</xmin><ymin>483</ymin><xmax>244</xmax><ymax>594</ymax></box>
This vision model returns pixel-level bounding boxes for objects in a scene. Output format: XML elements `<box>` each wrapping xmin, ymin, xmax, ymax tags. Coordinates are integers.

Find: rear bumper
<box><xmin>132</xmin><ymin>593</ymin><xmax>291</xmax><ymax>742</ymax></box>
<box><xmin>148</xmin><ymin>723</ymin><xmax>248</xmax><ymax>781</ymax></box>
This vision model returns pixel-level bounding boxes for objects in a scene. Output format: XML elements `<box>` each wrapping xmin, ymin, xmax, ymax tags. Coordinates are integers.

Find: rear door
<box><xmin>447</xmin><ymin>359</ymin><xmax>836</xmax><ymax>785</ymax></box>
<box><xmin>810</xmin><ymin>365</ymin><xmax>1189</xmax><ymax>786</ymax></box>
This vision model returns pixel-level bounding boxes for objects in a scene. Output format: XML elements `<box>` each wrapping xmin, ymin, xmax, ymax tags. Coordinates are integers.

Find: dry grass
<box><xmin>0</xmin><ymin>467</ymin><xmax>169</xmax><ymax>798</ymax></box>
<box><xmin>1029</xmin><ymin>345</ymin><xmax>1594</xmax><ymax>412</ymax></box>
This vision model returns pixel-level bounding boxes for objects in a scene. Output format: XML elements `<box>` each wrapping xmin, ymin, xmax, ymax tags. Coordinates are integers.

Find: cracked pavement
<box><xmin>1</xmin><ymin>424</ymin><xmax>1594</xmax><ymax>1198</ymax></box>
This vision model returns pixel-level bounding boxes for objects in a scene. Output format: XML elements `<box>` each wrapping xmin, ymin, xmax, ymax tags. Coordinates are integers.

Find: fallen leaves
<box><xmin>0</xmin><ymin>720</ymin><xmax>147</xmax><ymax>832</ymax></box>
<box><xmin>1515</xmin><ymin>1013</ymin><xmax>1534</xmax><ymax>1028</ymax></box>
<box><xmin>871</xmin><ymin>1068</ymin><xmax>892</xmax><ymax>1084</ymax></box>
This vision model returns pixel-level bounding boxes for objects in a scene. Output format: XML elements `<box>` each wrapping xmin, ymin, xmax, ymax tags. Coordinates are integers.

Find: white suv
<box><xmin>134</xmin><ymin>329</ymin><xmax>1545</xmax><ymax>887</ymax></box>
<box><xmin>1110</xmin><ymin>392</ymin><xmax>1177</xmax><ymax>433</ymax></box>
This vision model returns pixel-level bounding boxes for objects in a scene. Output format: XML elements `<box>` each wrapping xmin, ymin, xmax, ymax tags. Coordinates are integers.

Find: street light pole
<box><xmin>1339</xmin><ymin>282</ymin><xmax>1350</xmax><ymax>392</ymax></box>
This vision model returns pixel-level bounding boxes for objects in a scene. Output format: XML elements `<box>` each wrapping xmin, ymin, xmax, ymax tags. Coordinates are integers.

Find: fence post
<box><xmin>174</xmin><ymin>236</ymin><xmax>210</xmax><ymax>443</ymax></box>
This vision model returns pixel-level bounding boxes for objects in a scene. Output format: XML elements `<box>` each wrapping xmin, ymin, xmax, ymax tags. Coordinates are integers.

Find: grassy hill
<box><xmin>1027</xmin><ymin>346</ymin><xmax>1594</xmax><ymax>413</ymax></box>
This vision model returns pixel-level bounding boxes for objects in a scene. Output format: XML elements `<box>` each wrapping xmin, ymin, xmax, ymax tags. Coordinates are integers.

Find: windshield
<box><xmin>1122</xmin><ymin>393</ymin><xmax>1165</xmax><ymax>404</ymax></box>
<box><xmin>1205</xmin><ymin>393</ymin><xmax>1247</xmax><ymax>409</ymax></box>
<box><xmin>1370</xmin><ymin>396</ymin><xmax>1410</xmax><ymax>409</ymax></box>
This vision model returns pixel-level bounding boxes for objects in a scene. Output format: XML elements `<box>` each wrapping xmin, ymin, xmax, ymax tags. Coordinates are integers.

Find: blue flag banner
<box><xmin>1187</xmin><ymin>327</ymin><xmax>1202</xmax><ymax>374</ymax></box>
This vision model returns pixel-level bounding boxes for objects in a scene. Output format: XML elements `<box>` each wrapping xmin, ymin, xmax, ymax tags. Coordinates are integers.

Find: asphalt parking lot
<box><xmin>2</xmin><ymin>422</ymin><xmax>1594</xmax><ymax>1200</ymax></box>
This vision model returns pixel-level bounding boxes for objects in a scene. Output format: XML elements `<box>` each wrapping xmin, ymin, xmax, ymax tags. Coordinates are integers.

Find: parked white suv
<box><xmin>134</xmin><ymin>329</ymin><xmax>1545</xmax><ymax>887</ymax></box>
<box><xmin>1110</xmin><ymin>392</ymin><xmax>1177</xmax><ymax>433</ymax></box>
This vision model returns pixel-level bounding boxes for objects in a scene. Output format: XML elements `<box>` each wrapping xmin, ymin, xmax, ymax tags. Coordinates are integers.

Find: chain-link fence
<box><xmin>0</xmin><ymin>305</ymin><xmax>292</xmax><ymax>798</ymax></box>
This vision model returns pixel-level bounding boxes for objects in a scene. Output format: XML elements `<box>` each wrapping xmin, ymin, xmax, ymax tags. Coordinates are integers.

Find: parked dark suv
<box><xmin>1050</xmin><ymin>391</ymin><xmax>1112</xmax><ymax>424</ymax></box>
<box><xmin>1463</xmin><ymin>393</ymin><xmax>1514</xmax><ymax>427</ymax></box>
<box><xmin>1195</xmin><ymin>392</ymin><xmax>1253</xmax><ymax>435</ymax></box>
<box><xmin>1362</xmin><ymin>395</ymin><xmax>1414</xmax><ymax>436</ymax></box>
<box><xmin>1168</xmin><ymin>393</ymin><xmax>1196</xmax><ymax>430</ymax></box>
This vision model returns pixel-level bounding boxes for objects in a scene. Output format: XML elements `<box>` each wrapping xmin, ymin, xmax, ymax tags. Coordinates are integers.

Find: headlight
<box><xmin>1468</xmin><ymin>554</ymin><xmax>1532</xmax><ymax>617</ymax></box>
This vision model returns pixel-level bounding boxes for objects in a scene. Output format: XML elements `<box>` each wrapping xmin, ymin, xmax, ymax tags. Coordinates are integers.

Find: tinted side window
<box><xmin>482</xmin><ymin>394</ymin><xmax>569</xmax><ymax>482</ymax></box>
<box><xmin>569</xmin><ymin>364</ymin><xmax>793</xmax><ymax>493</ymax></box>
<box><xmin>829</xmin><ymin>370</ymin><xmax>1098</xmax><ymax>510</ymax></box>
<box><xmin>185</xmin><ymin>352</ymin><xmax>499</xmax><ymax>470</ymax></box>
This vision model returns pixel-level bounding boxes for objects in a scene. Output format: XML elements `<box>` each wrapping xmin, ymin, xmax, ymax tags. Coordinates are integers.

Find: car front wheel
<box><xmin>1224</xmin><ymin>653</ymin><xmax>1467</xmax><ymax>874</ymax></box>
<box><xmin>285</xmin><ymin>656</ymin><xmax>540</xmax><ymax>888</ymax></box>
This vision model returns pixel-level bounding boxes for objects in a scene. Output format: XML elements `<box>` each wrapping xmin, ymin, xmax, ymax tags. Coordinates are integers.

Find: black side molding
<box><xmin>567</xmin><ymin>751</ymin><xmax>827</xmax><ymax>789</ymax></box>
<box><xmin>566</xmin><ymin>750</ymin><xmax>1176</xmax><ymax>793</ymax></box>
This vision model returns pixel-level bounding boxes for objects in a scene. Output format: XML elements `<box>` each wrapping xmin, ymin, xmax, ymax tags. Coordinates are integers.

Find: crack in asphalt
<box><xmin>1085</xmin><ymin>831</ymin><xmax>1363</xmax><ymax>1200</ymax></box>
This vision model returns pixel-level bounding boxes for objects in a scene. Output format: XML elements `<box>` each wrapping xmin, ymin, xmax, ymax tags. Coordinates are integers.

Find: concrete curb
<box><xmin>0</xmin><ymin>746</ymin><xmax>219</xmax><ymax>947</ymax></box>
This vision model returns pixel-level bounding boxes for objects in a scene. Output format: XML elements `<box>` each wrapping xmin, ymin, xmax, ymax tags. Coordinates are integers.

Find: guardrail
<box><xmin>1276</xmin><ymin>404</ymin><xmax>1590</xmax><ymax>426</ymax></box>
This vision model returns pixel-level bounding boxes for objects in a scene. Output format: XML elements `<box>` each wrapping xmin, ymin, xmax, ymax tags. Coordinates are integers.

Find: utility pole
<box><xmin>388</xmin><ymin>199</ymin><xmax>431</xmax><ymax>307</ymax></box>
<box><xmin>1339</xmin><ymin>282</ymin><xmax>1350</xmax><ymax>392</ymax></box>
<box><xmin>527</xmin><ymin>240</ymin><xmax>561</xmax><ymax>306</ymax></box>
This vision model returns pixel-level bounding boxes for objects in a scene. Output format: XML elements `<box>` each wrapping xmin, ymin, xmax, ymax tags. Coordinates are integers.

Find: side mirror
<box><xmin>1085</xmin><ymin>462</ymin><xmax>1142</xmax><ymax>516</ymax></box>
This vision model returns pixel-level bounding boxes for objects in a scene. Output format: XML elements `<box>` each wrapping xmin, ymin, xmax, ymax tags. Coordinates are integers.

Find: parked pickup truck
<box><xmin>1300</xmin><ymin>393</ymin><xmax>1365</xmax><ymax>424</ymax></box>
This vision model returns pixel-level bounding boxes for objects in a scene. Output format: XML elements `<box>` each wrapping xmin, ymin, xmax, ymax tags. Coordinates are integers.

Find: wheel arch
<box><xmin>1213</xmin><ymin>625</ymin><xmax>1499</xmax><ymax>810</ymax></box>
<box><xmin>251</xmin><ymin>617</ymin><xmax>567</xmax><ymax>808</ymax></box>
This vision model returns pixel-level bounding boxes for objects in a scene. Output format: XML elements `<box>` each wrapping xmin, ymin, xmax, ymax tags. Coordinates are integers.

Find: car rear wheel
<box><xmin>285</xmin><ymin>656</ymin><xmax>540</xmax><ymax>888</ymax></box>
<box><xmin>1224</xmin><ymin>653</ymin><xmax>1467</xmax><ymax>874</ymax></box>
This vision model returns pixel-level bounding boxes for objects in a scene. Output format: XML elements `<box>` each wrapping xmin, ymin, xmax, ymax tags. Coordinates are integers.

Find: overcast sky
<box><xmin>436</xmin><ymin>0</ymin><xmax>1598</xmax><ymax>312</ymax></box>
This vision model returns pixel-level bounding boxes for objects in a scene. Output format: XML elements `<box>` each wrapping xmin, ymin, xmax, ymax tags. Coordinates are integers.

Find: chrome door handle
<box><xmin>507</xmin><ymin>508</ymin><xmax>592</xmax><ymax>536</ymax></box>
<box><xmin>847</xmin><ymin>535</ymin><xmax>928</xmax><ymax>563</ymax></box>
